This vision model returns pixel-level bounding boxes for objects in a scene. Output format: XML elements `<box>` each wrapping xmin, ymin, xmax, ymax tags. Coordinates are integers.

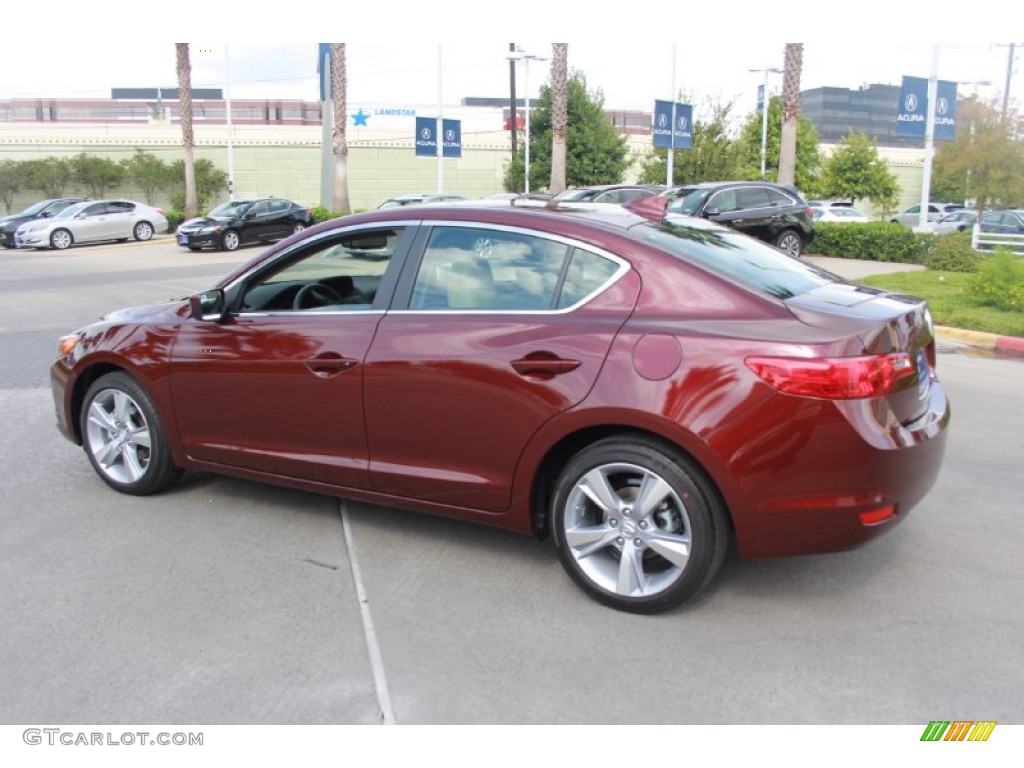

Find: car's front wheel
<box><xmin>50</xmin><ymin>229</ymin><xmax>73</xmax><ymax>250</ymax></box>
<box><xmin>80</xmin><ymin>372</ymin><xmax>183</xmax><ymax>495</ymax></box>
<box><xmin>550</xmin><ymin>435</ymin><xmax>729</xmax><ymax>614</ymax></box>
<box><xmin>220</xmin><ymin>230</ymin><xmax>240</xmax><ymax>251</ymax></box>
<box><xmin>133</xmin><ymin>221</ymin><xmax>154</xmax><ymax>241</ymax></box>
<box><xmin>774</xmin><ymin>230</ymin><xmax>803</xmax><ymax>258</ymax></box>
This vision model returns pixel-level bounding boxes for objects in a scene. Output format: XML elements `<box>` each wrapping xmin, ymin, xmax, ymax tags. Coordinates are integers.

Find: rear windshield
<box><xmin>632</xmin><ymin>218</ymin><xmax>841</xmax><ymax>300</ymax></box>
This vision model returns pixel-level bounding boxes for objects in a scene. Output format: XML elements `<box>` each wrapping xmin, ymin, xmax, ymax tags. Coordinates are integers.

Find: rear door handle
<box><xmin>510</xmin><ymin>353</ymin><xmax>581</xmax><ymax>378</ymax></box>
<box><xmin>305</xmin><ymin>353</ymin><xmax>359</xmax><ymax>378</ymax></box>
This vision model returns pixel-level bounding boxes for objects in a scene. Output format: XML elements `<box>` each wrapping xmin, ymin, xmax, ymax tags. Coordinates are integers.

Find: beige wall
<box><xmin>0</xmin><ymin>122</ymin><xmax>511</xmax><ymax>214</ymax></box>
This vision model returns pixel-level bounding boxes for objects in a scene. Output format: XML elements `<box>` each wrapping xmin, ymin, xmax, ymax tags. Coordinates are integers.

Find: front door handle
<box><xmin>510</xmin><ymin>353</ymin><xmax>581</xmax><ymax>379</ymax></box>
<box><xmin>305</xmin><ymin>353</ymin><xmax>359</xmax><ymax>378</ymax></box>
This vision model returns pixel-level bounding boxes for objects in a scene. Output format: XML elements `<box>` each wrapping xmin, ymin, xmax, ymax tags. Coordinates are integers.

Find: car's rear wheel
<box><xmin>133</xmin><ymin>221</ymin><xmax>154</xmax><ymax>241</ymax></box>
<box><xmin>80</xmin><ymin>372</ymin><xmax>182</xmax><ymax>496</ymax></box>
<box><xmin>50</xmin><ymin>229</ymin><xmax>73</xmax><ymax>250</ymax></box>
<box><xmin>220</xmin><ymin>230</ymin><xmax>240</xmax><ymax>251</ymax></box>
<box><xmin>774</xmin><ymin>230</ymin><xmax>803</xmax><ymax>258</ymax></box>
<box><xmin>187</xmin><ymin>246</ymin><xmax>202</xmax><ymax>251</ymax></box>
<box><xmin>550</xmin><ymin>435</ymin><xmax>729</xmax><ymax>614</ymax></box>
<box><xmin>292</xmin><ymin>222</ymin><xmax>306</xmax><ymax>234</ymax></box>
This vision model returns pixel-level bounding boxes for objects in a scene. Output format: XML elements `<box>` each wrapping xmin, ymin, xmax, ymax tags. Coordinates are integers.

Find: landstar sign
<box><xmin>896</xmin><ymin>75</ymin><xmax>958</xmax><ymax>141</ymax></box>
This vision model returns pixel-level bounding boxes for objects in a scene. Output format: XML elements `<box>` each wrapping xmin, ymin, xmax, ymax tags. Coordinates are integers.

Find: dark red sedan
<box><xmin>51</xmin><ymin>198</ymin><xmax>949</xmax><ymax>613</ymax></box>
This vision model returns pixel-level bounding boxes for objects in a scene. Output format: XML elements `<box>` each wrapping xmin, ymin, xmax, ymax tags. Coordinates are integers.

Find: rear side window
<box><xmin>735</xmin><ymin>187</ymin><xmax>771</xmax><ymax>210</ymax></box>
<box><xmin>557</xmin><ymin>250</ymin><xmax>619</xmax><ymax>309</ymax></box>
<box><xmin>634</xmin><ymin>219</ymin><xmax>840</xmax><ymax>300</ymax></box>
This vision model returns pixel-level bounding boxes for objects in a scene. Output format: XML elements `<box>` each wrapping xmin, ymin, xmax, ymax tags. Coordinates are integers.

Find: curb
<box><xmin>936</xmin><ymin>325</ymin><xmax>1024</xmax><ymax>357</ymax></box>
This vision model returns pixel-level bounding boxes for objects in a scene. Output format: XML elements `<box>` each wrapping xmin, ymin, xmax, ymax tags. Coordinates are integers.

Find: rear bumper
<box><xmin>711</xmin><ymin>380</ymin><xmax>950</xmax><ymax>559</ymax></box>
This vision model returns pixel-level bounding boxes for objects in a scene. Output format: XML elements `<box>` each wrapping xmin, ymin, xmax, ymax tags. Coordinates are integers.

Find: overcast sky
<box><xmin>3</xmin><ymin>8</ymin><xmax>1019</xmax><ymax>119</ymax></box>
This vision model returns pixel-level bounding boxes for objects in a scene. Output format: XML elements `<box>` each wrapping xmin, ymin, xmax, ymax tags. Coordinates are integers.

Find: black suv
<box><xmin>0</xmin><ymin>198</ymin><xmax>89</xmax><ymax>248</ymax></box>
<box><xmin>660</xmin><ymin>181</ymin><xmax>814</xmax><ymax>257</ymax></box>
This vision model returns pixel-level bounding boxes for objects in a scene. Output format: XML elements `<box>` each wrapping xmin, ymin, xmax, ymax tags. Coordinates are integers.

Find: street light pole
<box><xmin>749</xmin><ymin>66</ymin><xmax>781</xmax><ymax>179</ymax></box>
<box><xmin>225</xmin><ymin>44</ymin><xmax>235</xmax><ymax>201</ymax></box>
<box><xmin>509</xmin><ymin>48</ymin><xmax>546</xmax><ymax>195</ymax></box>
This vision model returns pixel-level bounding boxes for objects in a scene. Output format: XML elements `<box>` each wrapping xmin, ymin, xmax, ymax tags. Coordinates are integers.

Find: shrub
<box><xmin>310</xmin><ymin>206</ymin><xmax>350</xmax><ymax>224</ymax></box>
<box><xmin>922</xmin><ymin>232</ymin><xmax>985</xmax><ymax>273</ymax></box>
<box><xmin>966</xmin><ymin>250</ymin><xmax>1024</xmax><ymax>313</ymax></box>
<box><xmin>809</xmin><ymin>222</ymin><xmax>929</xmax><ymax>263</ymax></box>
<box><xmin>165</xmin><ymin>210</ymin><xmax>185</xmax><ymax>232</ymax></box>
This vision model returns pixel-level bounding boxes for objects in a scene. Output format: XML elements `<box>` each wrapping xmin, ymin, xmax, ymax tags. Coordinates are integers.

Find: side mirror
<box><xmin>189</xmin><ymin>289</ymin><xmax>228</xmax><ymax>323</ymax></box>
<box><xmin>42</xmin><ymin>211</ymin><xmax>54</xmax><ymax>218</ymax></box>
<box><xmin>703</xmin><ymin>207</ymin><xmax>721</xmax><ymax>218</ymax></box>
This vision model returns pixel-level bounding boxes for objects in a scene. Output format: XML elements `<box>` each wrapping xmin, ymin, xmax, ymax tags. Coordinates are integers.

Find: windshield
<box><xmin>633</xmin><ymin>218</ymin><xmax>840</xmax><ymax>300</ymax></box>
<box><xmin>665</xmin><ymin>187</ymin><xmax>712</xmax><ymax>215</ymax></box>
<box><xmin>554</xmin><ymin>189</ymin><xmax>599</xmax><ymax>201</ymax></box>
<box><xmin>19</xmin><ymin>200</ymin><xmax>55</xmax><ymax>217</ymax></box>
<box><xmin>208</xmin><ymin>201</ymin><xmax>252</xmax><ymax>218</ymax></box>
<box><xmin>54</xmin><ymin>202</ymin><xmax>89</xmax><ymax>219</ymax></box>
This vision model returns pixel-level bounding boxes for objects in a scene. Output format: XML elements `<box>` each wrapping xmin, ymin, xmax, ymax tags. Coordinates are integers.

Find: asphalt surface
<box><xmin>1</xmin><ymin>239</ymin><xmax>1022</xmax><ymax>725</ymax></box>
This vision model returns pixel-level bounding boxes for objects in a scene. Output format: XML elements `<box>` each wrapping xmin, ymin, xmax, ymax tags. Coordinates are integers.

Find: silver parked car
<box><xmin>890</xmin><ymin>202</ymin><xmax>965</xmax><ymax>228</ymax></box>
<box><xmin>14</xmin><ymin>199</ymin><xmax>167</xmax><ymax>250</ymax></box>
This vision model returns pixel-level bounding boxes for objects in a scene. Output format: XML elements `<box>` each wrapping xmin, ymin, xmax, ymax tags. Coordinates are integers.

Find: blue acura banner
<box><xmin>415</xmin><ymin>117</ymin><xmax>462</xmax><ymax>158</ymax></box>
<box><xmin>652</xmin><ymin>100</ymin><xmax>693</xmax><ymax>150</ymax></box>
<box><xmin>896</xmin><ymin>76</ymin><xmax>958</xmax><ymax>141</ymax></box>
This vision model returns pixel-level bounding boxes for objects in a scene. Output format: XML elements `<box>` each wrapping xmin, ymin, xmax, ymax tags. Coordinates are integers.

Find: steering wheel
<box><xmin>293</xmin><ymin>282</ymin><xmax>345</xmax><ymax>310</ymax></box>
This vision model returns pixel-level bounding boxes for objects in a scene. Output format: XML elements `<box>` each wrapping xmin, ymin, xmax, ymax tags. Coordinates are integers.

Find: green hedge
<box><xmin>809</xmin><ymin>222</ymin><xmax>933</xmax><ymax>263</ymax></box>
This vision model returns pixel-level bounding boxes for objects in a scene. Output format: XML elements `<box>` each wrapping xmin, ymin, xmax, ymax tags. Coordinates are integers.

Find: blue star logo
<box><xmin>352</xmin><ymin>109</ymin><xmax>369</xmax><ymax>127</ymax></box>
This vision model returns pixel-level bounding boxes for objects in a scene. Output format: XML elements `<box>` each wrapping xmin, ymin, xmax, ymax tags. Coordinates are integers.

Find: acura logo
<box><xmin>937</xmin><ymin>97</ymin><xmax>949</xmax><ymax>115</ymax></box>
<box><xmin>905</xmin><ymin>93</ymin><xmax>918</xmax><ymax>112</ymax></box>
<box><xmin>445</xmin><ymin>129</ymin><xmax>455</xmax><ymax>141</ymax></box>
<box><xmin>657</xmin><ymin>113</ymin><xmax>667</xmax><ymax>128</ymax></box>
<box><xmin>677</xmin><ymin>115</ymin><xmax>688</xmax><ymax>131</ymax></box>
<box><xmin>420</xmin><ymin>127</ymin><xmax>431</xmax><ymax>140</ymax></box>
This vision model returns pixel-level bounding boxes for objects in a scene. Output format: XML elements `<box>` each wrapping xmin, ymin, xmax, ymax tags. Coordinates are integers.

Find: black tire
<box><xmin>774</xmin><ymin>230</ymin><xmax>803</xmax><ymax>258</ymax></box>
<box><xmin>133</xmin><ymin>221</ymin><xmax>154</xmax><ymax>241</ymax></box>
<box><xmin>50</xmin><ymin>228</ymin><xmax>74</xmax><ymax>250</ymax></box>
<box><xmin>292</xmin><ymin>222</ymin><xmax>306</xmax><ymax>234</ymax></box>
<box><xmin>116</xmin><ymin>238</ymin><xmax>129</xmax><ymax>243</ymax></box>
<box><xmin>80</xmin><ymin>372</ymin><xmax>183</xmax><ymax>496</ymax></box>
<box><xmin>220</xmin><ymin>229</ymin><xmax>240</xmax><ymax>251</ymax></box>
<box><xmin>187</xmin><ymin>246</ymin><xmax>202</xmax><ymax>252</ymax></box>
<box><xmin>550</xmin><ymin>434</ymin><xmax>729</xmax><ymax>614</ymax></box>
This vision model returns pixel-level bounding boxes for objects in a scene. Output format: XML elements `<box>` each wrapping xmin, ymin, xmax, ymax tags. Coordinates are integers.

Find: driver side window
<box><xmin>240</xmin><ymin>228</ymin><xmax>405</xmax><ymax>313</ymax></box>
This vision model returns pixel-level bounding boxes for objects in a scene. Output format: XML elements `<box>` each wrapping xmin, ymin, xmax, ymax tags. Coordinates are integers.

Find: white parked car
<box><xmin>15</xmin><ymin>199</ymin><xmax>167</xmax><ymax>250</ymax></box>
<box><xmin>811</xmin><ymin>206</ymin><xmax>870</xmax><ymax>223</ymax></box>
<box><xmin>931</xmin><ymin>210</ymin><xmax>979</xmax><ymax>234</ymax></box>
<box><xmin>890</xmin><ymin>202</ymin><xmax>965</xmax><ymax>228</ymax></box>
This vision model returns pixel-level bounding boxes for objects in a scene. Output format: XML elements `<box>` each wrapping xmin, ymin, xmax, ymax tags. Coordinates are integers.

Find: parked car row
<box><xmin>8</xmin><ymin>199</ymin><xmax>167</xmax><ymax>250</ymax></box>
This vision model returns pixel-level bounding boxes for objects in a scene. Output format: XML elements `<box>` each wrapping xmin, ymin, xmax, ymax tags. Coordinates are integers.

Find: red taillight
<box><xmin>155</xmin><ymin>208</ymin><xmax>165</xmax><ymax>216</ymax></box>
<box><xmin>745</xmin><ymin>353</ymin><xmax>916</xmax><ymax>400</ymax></box>
<box><xmin>859</xmin><ymin>505</ymin><xmax>896</xmax><ymax>525</ymax></box>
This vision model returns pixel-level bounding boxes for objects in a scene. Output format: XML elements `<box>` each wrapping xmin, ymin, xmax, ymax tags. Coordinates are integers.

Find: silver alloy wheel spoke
<box><xmin>113</xmin><ymin>391</ymin><xmax>131</xmax><ymax>425</ymax></box>
<box><xmin>122</xmin><ymin>445</ymin><xmax>145</xmax><ymax>481</ymax></box>
<box><xmin>93</xmin><ymin>438</ymin><xmax>118</xmax><ymax>468</ymax></box>
<box><xmin>646</xmin><ymin>530</ymin><xmax>692</xmax><ymax>570</ymax></box>
<box><xmin>635</xmin><ymin>472</ymin><xmax>673</xmax><ymax>518</ymax></box>
<box><xmin>87</xmin><ymin>403</ymin><xmax>117</xmax><ymax>433</ymax></box>
<box><xmin>565</xmin><ymin>523</ymin><xmax>618</xmax><ymax>558</ymax></box>
<box><xmin>616</xmin><ymin>541</ymin><xmax>645</xmax><ymax>596</ymax></box>
<box><xmin>579</xmin><ymin>468</ymin><xmax>621</xmax><ymax>514</ymax></box>
<box><xmin>127</xmin><ymin>427</ymin><xmax>151</xmax><ymax>449</ymax></box>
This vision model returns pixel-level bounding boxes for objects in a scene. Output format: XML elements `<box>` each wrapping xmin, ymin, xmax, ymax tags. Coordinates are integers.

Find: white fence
<box><xmin>972</xmin><ymin>224</ymin><xmax>1024</xmax><ymax>255</ymax></box>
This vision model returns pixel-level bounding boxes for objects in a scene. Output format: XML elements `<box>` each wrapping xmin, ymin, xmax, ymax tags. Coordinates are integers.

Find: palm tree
<box><xmin>548</xmin><ymin>43</ymin><xmax>569</xmax><ymax>195</ymax></box>
<box><xmin>777</xmin><ymin>43</ymin><xmax>803</xmax><ymax>187</ymax></box>
<box><xmin>175</xmin><ymin>44</ymin><xmax>198</xmax><ymax>219</ymax></box>
<box><xmin>330</xmin><ymin>43</ymin><xmax>351</xmax><ymax>214</ymax></box>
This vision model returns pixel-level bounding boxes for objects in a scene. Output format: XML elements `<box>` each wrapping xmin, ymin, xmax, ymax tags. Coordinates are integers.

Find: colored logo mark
<box><xmin>920</xmin><ymin>721</ymin><xmax>996</xmax><ymax>742</ymax></box>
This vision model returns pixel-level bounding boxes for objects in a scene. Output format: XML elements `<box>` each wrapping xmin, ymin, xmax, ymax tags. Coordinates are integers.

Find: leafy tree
<box><xmin>0</xmin><ymin>160</ymin><xmax>26</xmax><ymax>214</ymax></box>
<box><xmin>735</xmin><ymin>95</ymin><xmax>821</xmax><ymax>193</ymax></box>
<box><xmin>21</xmin><ymin>157</ymin><xmax>73</xmax><ymax>197</ymax></box>
<box><xmin>504</xmin><ymin>72</ymin><xmax>628</xmax><ymax>192</ymax></box>
<box><xmin>932</xmin><ymin>98</ymin><xmax>1024</xmax><ymax>211</ymax></box>
<box><xmin>169</xmin><ymin>158</ymin><xmax>228</xmax><ymax>212</ymax></box>
<box><xmin>819</xmin><ymin>132</ymin><xmax>900</xmax><ymax>213</ymax></box>
<box><xmin>121</xmin><ymin>150</ymin><xmax>173</xmax><ymax>205</ymax></box>
<box><xmin>638</xmin><ymin>99</ymin><xmax>741</xmax><ymax>185</ymax></box>
<box><xmin>70</xmin><ymin>153</ymin><xmax>125</xmax><ymax>198</ymax></box>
